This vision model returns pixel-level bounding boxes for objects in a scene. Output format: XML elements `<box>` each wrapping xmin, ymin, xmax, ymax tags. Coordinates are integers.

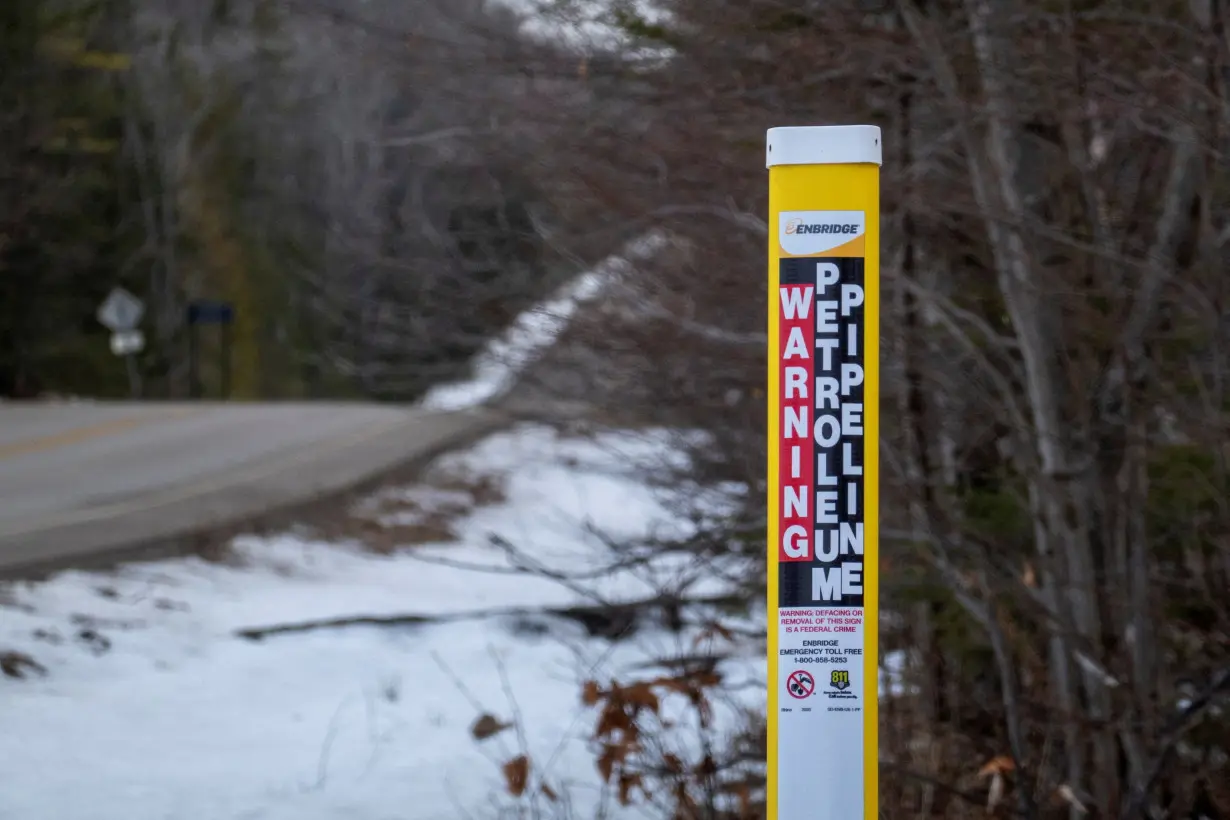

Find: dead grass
<box><xmin>347</xmin><ymin>517</ymin><xmax>460</xmax><ymax>555</ymax></box>
<box><xmin>336</xmin><ymin>467</ymin><xmax>508</xmax><ymax>553</ymax></box>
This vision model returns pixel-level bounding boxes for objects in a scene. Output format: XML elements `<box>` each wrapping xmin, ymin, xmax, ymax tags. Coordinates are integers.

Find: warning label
<box><xmin>776</xmin><ymin>252</ymin><xmax>866</xmax><ymax>609</ymax></box>
<box><xmin>774</xmin><ymin>209</ymin><xmax>869</xmax><ymax>820</ymax></box>
<box><xmin>777</xmin><ymin>608</ymin><xmax>864</xmax><ymax>714</ymax></box>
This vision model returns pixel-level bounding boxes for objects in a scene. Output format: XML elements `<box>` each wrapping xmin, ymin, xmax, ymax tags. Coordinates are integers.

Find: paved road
<box><xmin>0</xmin><ymin>401</ymin><xmax>497</xmax><ymax>576</ymax></box>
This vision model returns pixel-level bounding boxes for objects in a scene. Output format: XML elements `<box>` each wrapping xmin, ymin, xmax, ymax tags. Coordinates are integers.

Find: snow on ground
<box><xmin>417</xmin><ymin>233</ymin><xmax>668</xmax><ymax>412</ymax></box>
<box><xmin>0</xmin><ymin>423</ymin><xmax>762</xmax><ymax>820</ymax></box>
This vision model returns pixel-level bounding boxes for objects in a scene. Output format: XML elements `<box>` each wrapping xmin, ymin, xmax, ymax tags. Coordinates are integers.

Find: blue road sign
<box><xmin>187</xmin><ymin>300</ymin><xmax>235</xmax><ymax>325</ymax></box>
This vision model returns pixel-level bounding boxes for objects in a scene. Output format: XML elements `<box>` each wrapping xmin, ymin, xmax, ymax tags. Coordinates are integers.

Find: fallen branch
<box><xmin>235</xmin><ymin>591</ymin><xmax>749</xmax><ymax>642</ymax></box>
<box><xmin>0</xmin><ymin>650</ymin><xmax>47</xmax><ymax>679</ymax></box>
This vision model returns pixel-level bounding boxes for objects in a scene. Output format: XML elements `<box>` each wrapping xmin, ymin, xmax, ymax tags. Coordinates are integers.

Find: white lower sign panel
<box><xmin>777</xmin><ymin>607</ymin><xmax>865</xmax><ymax>818</ymax></box>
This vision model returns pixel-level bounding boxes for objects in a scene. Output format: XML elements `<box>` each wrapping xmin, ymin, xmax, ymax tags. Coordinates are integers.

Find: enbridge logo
<box><xmin>779</xmin><ymin>210</ymin><xmax>866</xmax><ymax>256</ymax></box>
<box><xmin>785</xmin><ymin>219</ymin><xmax>859</xmax><ymax>236</ymax></box>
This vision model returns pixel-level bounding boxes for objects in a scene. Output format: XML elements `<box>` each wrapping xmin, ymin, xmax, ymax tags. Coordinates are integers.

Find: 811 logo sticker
<box><xmin>827</xmin><ymin>669</ymin><xmax>858</xmax><ymax>700</ymax></box>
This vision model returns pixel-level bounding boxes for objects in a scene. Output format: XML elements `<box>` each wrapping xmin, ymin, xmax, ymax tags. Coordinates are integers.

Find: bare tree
<box><xmin>497</xmin><ymin>0</ymin><xmax>1230</xmax><ymax>816</ymax></box>
<box><xmin>116</xmin><ymin>0</ymin><xmax>572</xmax><ymax>399</ymax></box>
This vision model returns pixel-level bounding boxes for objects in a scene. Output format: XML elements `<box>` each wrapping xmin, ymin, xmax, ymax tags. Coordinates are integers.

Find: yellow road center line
<box><xmin>0</xmin><ymin>408</ymin><xmax>198</xmax><ymax>462</ymax></box>
<box><xmin>0</xmin><ymin>413</ymin><xmax>423</xmax><ymax>536</ymax></box>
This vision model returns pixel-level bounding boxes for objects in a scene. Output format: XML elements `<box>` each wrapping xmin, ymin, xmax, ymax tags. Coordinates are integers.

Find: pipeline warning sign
<box><xmin>774</xmin><ymin>208</ymin><xmax>873</xmax><ymax>819</ymax></box>
<box><xmin>766</xmin><ymin>125</ymin><xmax>880</xmax><ymax>820</ymax></box>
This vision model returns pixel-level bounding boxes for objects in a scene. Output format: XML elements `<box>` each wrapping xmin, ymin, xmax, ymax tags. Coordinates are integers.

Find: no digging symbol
<box><xmin>786</xmin><ymin>670</ymin><xmax>815</xmax><ymax>699</ymax></box>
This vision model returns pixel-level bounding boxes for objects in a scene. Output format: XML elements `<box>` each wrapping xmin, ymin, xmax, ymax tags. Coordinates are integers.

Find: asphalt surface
<box><xmin>0</xmin><ymin>401</ymin><xmax>498</xmax><ymax>576</ymax></box>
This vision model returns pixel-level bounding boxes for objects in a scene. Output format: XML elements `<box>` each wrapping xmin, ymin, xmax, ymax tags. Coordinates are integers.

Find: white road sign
<box><xmin>97</xmin><ymin>287</ymin><xmax>145</xmax><ymax>332</ymax></box>
<box><xmin>110</xmin><ymin>330</ymin><xmax>145</xmax><ymax>357</ymax></box>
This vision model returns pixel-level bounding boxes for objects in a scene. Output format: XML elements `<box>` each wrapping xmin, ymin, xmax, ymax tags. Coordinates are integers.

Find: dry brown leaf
<box><xmin>597</xmin><ymin>741</ymin><xmax>635</xmax><ymax>783</ymax></box>
<box><xmin>594</xmin><ymin>699</ymin><xmax>636</xmax><ymax>739</ymax></box>
<box><xmin>654</xmin><ymin>676</ymin><xmax>687</xmax><ymax>694</ymax></box>
<box><xmin>622</xmin><ymin>682</ymin><xmax>661</xmax><ymax>715</ymax></box>
<box><xmin>977</xmin><ymin>755</ymin><xmax>1016</xmax><ymax>777</ymax></box>
<box><xmin>470</xmin><ymin>713</ymin><xmax>512</xmax><ymax>741</ymax></box>
<box><xmin>541</xmin><ymin>782</ymin><xmax>559</xmax><ymax>802</ymax></box>
<box><xmin>662</xmin><ymin>753</ymin><xmax>684</xmax><ymax>774</ymax></box>
<box><xmin>597</xmin><ymin>744</ymin><xmax>616</xmax><ymax>782</ymax></box>
<box><xmin>502</xmin><ymin>755</ymin><xmax>530</xmax><ymax>798</ymax></box>
<box><xmin>582</xmin><ymin>679</ymin><xmax>603</xmax><ymax>706</ymax></box>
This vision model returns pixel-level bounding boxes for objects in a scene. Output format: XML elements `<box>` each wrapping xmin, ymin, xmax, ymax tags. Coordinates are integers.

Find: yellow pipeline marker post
<box><xmin>766</xmin><ymin>125</ymin><xmax>881</xmax><ymax>820</ymax></box>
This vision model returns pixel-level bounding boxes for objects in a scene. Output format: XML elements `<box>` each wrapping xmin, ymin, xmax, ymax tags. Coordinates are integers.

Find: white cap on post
<box><xmin>766</xmin><ymin>125</ymin><xmax>882</xmax><ymax>168</ymax></box>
